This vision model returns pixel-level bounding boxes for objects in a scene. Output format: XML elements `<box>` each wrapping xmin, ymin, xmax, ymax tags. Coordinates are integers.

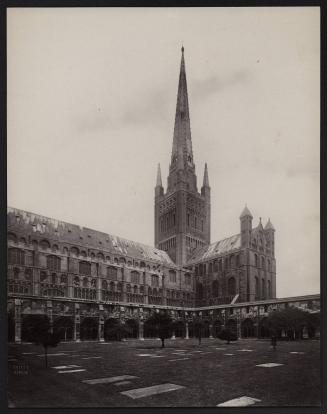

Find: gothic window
<box><xmin>47</xmin><ymin>255</ymin><xmax>61</xmax><ymax>271</ymax></box>
<box><xmin>70</xmin><ymin>246</ymin><xmax>79</xmax><ymax>257</ymax></box>
<box><xmin>8</xmin><ymin>232</ymin><xmax>17</xmax><ymax>243</ymax></box>
<box><xmin>151</xmin><ymin>275</ymin><xmax>159</xmax><ymax>287</ymax></box>
<box><xmin>102</xmin><ymin>280</ymin><xmax>108</xmax><ymax>290</ymax></box>
<box><xmin>213</xmin><ymin>260</ymin><xmax>218</xmax><ymax>272</ymax></box>
<box><xmin>131</xmin><ymin>271</ymin><xmax>140</xmax><ymax>284</ymax></box>
<box><xmin>110</xmin><ymin>281</ymin><xmax>116</xmax><ymax>291</ymax></box>
<box><xmin>97</xmin><ymin>252</ymin><xmax>104</xmax><ymax>261</ymax></box>
<box><xmin>228</xmin><ymin>277</ymin><xmax>236</xmax><ymax>296</ymax></box>
<box><xmin>81</xmin><ymin>250</ymin><xmax>87</xmax><ymax>258</ymax></box>
<box><xmin>148</xmin><ymin>287</ymin><xmax>152</xmax><ymax>296</ymax></box>
<box><xmin>169</xmin><ymin>270</ymin><xmax>177</xmax><ymax>283</ymax></box>
<box><xmin>268</xmin><ymin>280</ymin><xmax>271</xmax><ymax>298</ymax></box>
<box><xmin>254</xmin><ymin>254</ymin><xmax>258</xmax><ymax>267</ymax></box>
<box><xmin>79</xmin><ymin>261</ymin><xmax>91</xmax><ymax>275</ymax></box>
<box><xmin>82</xmin><ymin>277</ymin><xmax>88</xmax><ymax>287</ymax></box>
<box><xmin>40</xmin><ymin>239</ymin><xmax>50</xmax><ymax>250</ymax></box>
<box><xmin>212</xmin><ymin>280</ymin><xmax>219</xmax><ymax>297</ymax></box>
<box><xmin>184</xmin><ymin>273</ymin><xmax>191</xmax><ymax>285</ymax></box>
<box><xmin>194</xmin><ymin>216</ymin><xmax>197</xmax><ymax>229</ymax></box>
<box><xmin>261</xmin><ymin>257</ymin><xmax>265</xmax><ymax>270</ymax></box>
<box><xmin>225</xmin><ymin>257</ymin><xmax>229</xmax><ymax>269</ymax></box>
<box><xmin>24</xmin><ymin>268</ymin><xmax>32</xmax><ymax>281</ymax></box>
<box><xmin>73</xmin><ymin>276</ymin><xmax>80</xmax><ymax>286</ymax></box>
<box><xmin>208</xmin><ymin>263</ymin><xmax>213</xmax><ymax>274</ymax></box>
<box><xmin>8</xmin><ymin>248</ymin><xmax>25</xmax><ymax>265</ymax></box>
<box><xmin>255</xmin><ymin>277</ymin><xmax>259</xmax><ymax>299</ymax></box>
<box><xmin>91</xmin><ymin>279</ymin><xmax>96</xmax><ymax>288</ymax></box>
<box><xmin>133</xmin><ymin>285</ymin><xmax>138</xmax><ymax>294</ymax></box>
<box><xmin>13</xmin><ymin>267</ymin><xmax>20</xmax><ymax>280</ymax></box>
<box><xmin>140</xmin><ymin>261</ymin><xmax>146</xmax><ymax>268</ymax></box>
<box><xmin>40</xmin><ymin>271</ymin><xmax>48</xmax><ymax>282</ymax></box>
<box><xmin>261</xmin><ymin>278</ymin><xmax>265</xmax><ymax>298</ymax></box>
<box><xmin>107</xmin><ymin>266</ymin><xmax>118</xmax><ymax>280</ymax></box>
<box><xmin>230</xmin><ymin>255</ymin><xmax>235</xmax><ymax>268</ymax></box>
<box><xmin>60</xmin><ymin>274</ymin><xmax>67</xmax><ymax>284</ymax></box>
<box><xmin>114</xmin><ymin>257</ymin><xmax>119</xmax><ymax>264</ymax></box>
<box><xmin>140</xmin><ymin>285</ymin><xmax>144</xmax><ymax>294</ymax></box>
<box><xmin>196</xmin><ymin>282</ymin><xmax>203</xmax><ymax>299</ymax></box>
<box><xmin>51</xmin><ymin>273</ymin><xmax>57</xmax><ymax>285</ymax></box>
<box><xmin>236</xmin><ymin>254</ymin><xmax>240</xmax><ymax>267</ymax></box>
<box><xmin>126</xmin><ymin>284</ymin><xmax>131</xmax><ymax>293</ymax></box>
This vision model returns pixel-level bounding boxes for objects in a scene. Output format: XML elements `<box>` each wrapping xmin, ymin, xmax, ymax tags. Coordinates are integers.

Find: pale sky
<box><xmin>7</xmin><ymin>7</ymin><xmax>320</xmax><ymax>298</ymax></box>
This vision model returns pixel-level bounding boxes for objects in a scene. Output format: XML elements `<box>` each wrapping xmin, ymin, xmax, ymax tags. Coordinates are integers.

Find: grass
<box><xmin>8</xmin><ymin>337</ymin><xmax>320</xmax><ymax>407</ymax></box>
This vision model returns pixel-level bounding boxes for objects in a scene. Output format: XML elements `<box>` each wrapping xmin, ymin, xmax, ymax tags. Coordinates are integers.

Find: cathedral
<box><xmin>7</xmin><ymin>48</ymin><xmax>319</xmax><ymax>343</ymax></box>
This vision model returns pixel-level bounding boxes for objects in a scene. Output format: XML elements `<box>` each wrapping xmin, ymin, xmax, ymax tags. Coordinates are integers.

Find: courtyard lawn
<box><xmin>8</xmin><ymin>338</ymin><xmax>320</xmax><ymax>407</ymax></box>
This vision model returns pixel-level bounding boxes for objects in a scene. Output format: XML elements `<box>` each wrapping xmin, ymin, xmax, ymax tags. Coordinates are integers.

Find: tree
<box><xmin>146</xmin><ymin>311</ymin><xmax>173</xmax><ymax>348</ymax></box>
<box><xmin>267</xmin><ymin>307</ymin><xmax>310</xmax><ymax>340</ymax></box>
<box><xmin>25</xmin><ymin>315</ymin><xmax>61</xmax><ymax>367</ymax></box>
<box><xmin>193</xmin><ymin>317</ymin><xmax>205</xmax><ymax>345</ymax></box>
<box><xmin>305</xmin><ymin>312</ymin><xmax>320</xmax><ymax>338</ymax></box>
<box><xmin>217</xmin><ymin>327</ymin><xmax>237</xmax><ymax>344</ymax></box>
<box><xmin>105</xmin><ymin>320</ymin><xmax>132</xmax><ymax>341</ymax></box>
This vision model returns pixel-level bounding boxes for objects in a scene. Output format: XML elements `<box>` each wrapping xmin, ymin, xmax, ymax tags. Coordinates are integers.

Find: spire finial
<box><xmin>181</xmin><ymin>45</ymin><xmax>184</xmax><ymax>54</ymax></box>
<box><xmin>156</xmin><ymin>163</ymin><xmax>163</xmax><ymax>187</ymax></box>
<box><xmin>202</xmin><ymin>162</ymin><xmax>209</xmax><ymax>187</ymax></box>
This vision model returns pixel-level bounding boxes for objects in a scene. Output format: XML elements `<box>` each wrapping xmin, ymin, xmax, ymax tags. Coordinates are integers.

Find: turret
<box><xmin>240</xmin><ymin>205</ymin><xmax>253</xmax><ymax>248</ymax></box>
<box><xmin>155</xmin><ymin>163</ymin><xmax>164</xmax><ymax>198</ymax></box>
<box><xmin>201</xmin><ymin>163</ymin><xmax>210</xmax><ymax>197</ymax></box>
<box><xmin>264</xmin><ymin>218</ymin><xmax>275</xmax><ymax>257</ymax></box>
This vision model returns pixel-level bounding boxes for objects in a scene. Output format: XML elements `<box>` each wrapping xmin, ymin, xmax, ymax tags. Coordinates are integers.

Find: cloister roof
<box><xmin>7</xmin><ymin>207</ymin><xmax>176</xmax><ymax>267</ymax></box>
<box><xmin>187</xmin><ymin>233</ymin><xmax>241</xmax><ymax>264</ymax></box>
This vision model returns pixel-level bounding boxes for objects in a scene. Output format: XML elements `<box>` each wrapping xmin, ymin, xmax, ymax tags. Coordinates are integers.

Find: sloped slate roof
<box><xmin>7</xmin><ymin>207</ymin><xmax>176</xmax><ymax>267</ymax></box>
<box><xmin>187</xmin><ymin>234</ymin><xmax>241</xmax><ymax>264</ymax></box>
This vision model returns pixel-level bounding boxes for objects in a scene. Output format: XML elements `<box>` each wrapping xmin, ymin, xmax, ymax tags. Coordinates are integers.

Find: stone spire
<box><xmin>156</xmin><ymin>163</ymin><xmax>162</xmax><ymax>187</ymax></box>
<box><xmin>170</xmin><ymin>46</ymin><xmax>194</xmax><ymax>172</ymax></box>
<box><xmin>202</xmin><ymin>163</ymin><xmax>209</xmax><ymax>187</ymax></box>
<box><xmin>240</xmin><ymin>205</ymin><xmax>253</xmax><ymax>219</ymax></box>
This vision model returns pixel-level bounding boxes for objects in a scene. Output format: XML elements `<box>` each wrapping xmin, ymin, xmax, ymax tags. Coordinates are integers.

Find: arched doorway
<box><xmin>188</xmin><ymin>321</ymin><xmax>195</xmax><ymax>338</ymax></box>
<box><xmin>144</xmin><ymin>318</ymin><xmax>158</xmax><ymax>338</ymax></box>
<box><xmin>53</xmin><ymin>316</ymin><xmax>74</xmax><ymax>341</ymax></box>
<box><xmin>226</xmin><ymin>318</ymin><xmax>237</xmax><ymax>334</ymax></box>
<box><xmin>172</xmin><ymin>320</ymin><xmax>186</xmax><ymax>338</ymax></box>
<box><xmin>21</xmin><ymin>314</ymin><xmax>50</xmax><ymax>342</ymax></box>
<box><xmin>8</xmin><ymin>313</ymin><xmax>15</xmax><ymax>342</ymax></box>
<box><xmin>241</xmin><ymin>318</ymin><xmax>255</xmax><ymax>338</ymax></box>
<box><xmin>203</xmin><ymin>320</ymin><xmax>210</xmax><ymax>338</ymax></box>
<box><xmin>125</xmin><ymin>319</ymin><xmax>139</xmax><ymax>339</ymax></box>
<box><xmin>259</xmin><ymin>317</ymin><xmax>270</xmax><ymax>338</ymax></box>
<box><xmin>104</xmin><ymin>318</ymin><xmax>120</xmax><ymax>341</ymax></box>
<box><xmin>80</xmin><ymin>317</ymin><xmax>98</xmax><ymax>340</ymax></box>
<box><xmin>213</xmin><ymin>319</ymin><xmax>223</xmax><ymax>337</ymax></box>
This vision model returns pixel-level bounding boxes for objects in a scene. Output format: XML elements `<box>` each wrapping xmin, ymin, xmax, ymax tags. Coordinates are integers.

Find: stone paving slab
<box><xmin>217</xmin><ymin>396</ymin><xmax>261</xmax><ymax>407</ymax></box>
<box><xmin>58</xmin><ymin>369</ymin><xmax>86</xmax><ymax>374</ymax></box>
<box><xmin>121</xmin><ymin>383</ymin><xmax>185</xmax><ymax>399</ymax></box>
<box><xmin>83</xmin><ymin>375</ymin><xmax>138</xmax><ymax>385</ymax></box>
<box><xmin>256</xmin><ymin>363</ymin><xmax>283</xmax><ymax>368</ymax></box>
<box><xmin>114</xmin><ymin>381</ymin><xmax>132</xmax><ymax>386</ymax></box>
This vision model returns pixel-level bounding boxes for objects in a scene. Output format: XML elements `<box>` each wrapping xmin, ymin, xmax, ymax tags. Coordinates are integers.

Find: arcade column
<box><xmin>98</xmin><ymin>304</ymin><xmax>104</xmax><ymax>342</ymax></box>
<box><xmin>14</xmin><ymin>299</ymin><xmax>22</xmax><ymax>343</ymax></box>
<box><xmin>185</xmin><ymin>321</ymin><xmax>189</xmax><ymax>339</ymax></box>
<box><xmin>74</xmin><ymin>303</ymin><xmax>80</xmax><ymax>342</ymax></box>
